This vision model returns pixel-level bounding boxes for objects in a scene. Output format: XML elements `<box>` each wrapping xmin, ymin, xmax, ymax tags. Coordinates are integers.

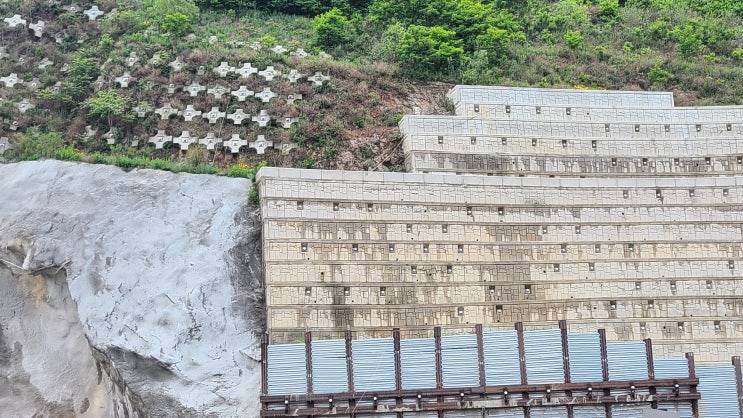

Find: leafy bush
<box><xmin>598</xmin><ymin>0</ymin><xmax>620</xmax><ymax>23</ymax></box>
<box><xmin>84</xmin><ymin>90</ymin><xmax>130</xmax><ymax>125</ymax></box>
<box><xmin>563</xmin><ymin>30</ymin><xmax>584</xmax><ymax>50</ymax></box>
<box><xmin>55</xmin><ymin>146</ymin><xmax>83</xmax><ymax>161</ymax></box>
<box><xmin>10</xmin><ymin>130</ymin><xmax>64</xmax><ymax>161</ymax></box>
<box><xmin>396</xmin><ymin>25</ymin><xmax>465</xmax><ymax>76</ymax></box>
<box><xmin>648</xmin><ymin>65</ymin><xmax>673</xmax><ymax>84</ymax></box>
<box><xmin>313</xmin><ymin>8</ymin><xmax>353</xmax><ymax>48</ymax></box>
<box><xmin>161</xmin><ymin>13</ymin><xmax>192</xmax><ymax>35</ymax></box>
<box><xmin>732</xmin><ymin>48</ymin><xmax>743</xmax><ymax>60</ymax></box>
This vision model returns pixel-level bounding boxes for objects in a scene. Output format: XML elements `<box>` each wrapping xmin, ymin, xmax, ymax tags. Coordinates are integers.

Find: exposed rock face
<box><xmin>0</xmin><ymin>161</ymin><xmax>263</xmax><ymax>417</ymax></box>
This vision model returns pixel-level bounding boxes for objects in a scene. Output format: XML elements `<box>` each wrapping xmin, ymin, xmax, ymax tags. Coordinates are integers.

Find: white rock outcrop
<box><xmin>0</xmin><ymin>160</ymin><xmax>263</xmax><ymax>417</ymax></box>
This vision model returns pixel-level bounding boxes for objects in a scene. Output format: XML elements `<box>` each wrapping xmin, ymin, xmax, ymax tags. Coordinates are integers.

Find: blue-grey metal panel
<box><xmin>530</xmin><ymin>406</ymin><xmax>570</xmax><ymax>418</ymax></box>
<box><xmin>487</xmin><ymin>408</ymin><xmax>525</xmax><ymax>417</ymax></box>
<box><xmin>352</xmin><ymin>337</ymin><xmax>396</xmax><ymax>391</ymax></box>
<box><xmin>524</xmin><ymin>329</ymin><xmax>564</xmax><ymax>384</ymax></box>
<box><xmin>568</xmin><ymin>333</ymin><xmax>603</xmax><ymax>383</ymax></box>
<box><xmin>606</xmin><ymin>342</ymin><xmax>648</xmax><ymax>381</ymax></box>
<box><xmin>657</xmin><ymin>401</ymin><xmax>693</xmax><ymax>418</ymax></box>
<box><xmin>403</xmin><ymin>413</ymin><xmax>439</xmax><ymax>418</ymax></box>
<box><xmin>441</xmin><ymin>334</ymin><xmax>480</xmax><ymax>388</ymax></box>
<box><xmin>572</xmin><ymin>405</ymin><xmax>606</xmax><ymax>417</ymax></box>
<box><xmin>610</xmin><ymin>404</ymin><xmax>650</xmax><ymax>418</ymax></box>
<box><xmin>697</xmin><ymin>364</ymin><xmax>739</xmax><ymax>418</ymax></box>
<box><xmin>311</xmin><ymin>339</ymin><xmax>348</xmax><ymax>393</ymax></box>
<box><xmin>401</xmin><ymin>337</ymin><xmax>437</xmax><ymax>389</ymax></box>
<box><xmin>483</xmin><ymin>330</ymin><xmax>522</xmax><ymax>386</ymax></box>
<box><xmin>653</xmin><ymin>358</ymin><xmax>689</xmax><ymax>380</ymax></box>
<box><xmin>267</xmin><ymin>343</ymin><xmax>307</xmax><ymax>395</ymax></box>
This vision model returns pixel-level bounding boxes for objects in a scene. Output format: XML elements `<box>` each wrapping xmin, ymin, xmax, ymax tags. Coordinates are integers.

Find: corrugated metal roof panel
<box><xmin>311</xmin><ymin>339</ymin><xmax>348</xmax><ymax>393</ymax></box>
<box><xmin>568</xmin><ymin>333</ymin><xmax>603</xmax><ymax>383</ymax></box>
<box><xmin>267</xmin><ymin>343</ymin><xmax>307</xmax><ymax>395</ymax></box>
<box><xmin>401</xmin><ymin>337</ymin><xmax>437</xmax><ymax>390</ymax></box>
<box><xmin>352</xmin><ymin>337</ymin><xmax>396</xmax><ymax>391</ymax></box>
<box><xmin>607</xmin><ymin>342</ymin><xmax>648</xmax><ymax>381</ymax></box>
<box><xmin>483</xmin><ymin>330</ymin><xmax>522</xmax><ymax>386</ymax></box>
<box><xmin>697</xmin><ymin>364</ymin><xmax>739</xmax><ymax>418</ymax></box>
<box><xmin>524</xmin><ymin>328</ymin><xmax>564</xmax><ymax>384</ymax></box>
<box><xmin>441</xmin><ymin>334</ymin><xmax>480</xmax><ymax>388</ymax></box>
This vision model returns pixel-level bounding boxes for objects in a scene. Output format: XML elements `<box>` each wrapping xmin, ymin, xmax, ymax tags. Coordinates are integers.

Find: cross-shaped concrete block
<box><xmin>290</xmin><ymin>49</ymin><xmax>308</xmax><ymax>59</ymax></box>
<box><xmin>170</xmin><ymin>57</ymin><xmax>184</xmax><ymax>72</ymax></box>
<box><xmin>115</xmin><ymin>71</ymin><xmax>136</xmax><ymax>88</ymax></box>
<box><xmin>249</xmin><ymin>134</ymin><xmax>273</xmax><ymax>154</ymax></box>
<box><xmin>281</xmin><ymin>116</ymin><xmax>298</xmax><ymax>129</ymax></box>
<box><xmin>63</xmin><ymin>3</ymin><xmax>81</xmax><ymax>13</ymax></box>
<box><xmin>166</xmin><ymin>83</ymin><xmax>178</xmax><ymax>94</ymax></box>
<box><xmin>231</xmin><ymin>86</ymin><xmax>254</xmax><ymax>101</ymax></box>
<box><xmin>26</xmin><ymin>78</ymin><xmax>41</xmax><ymax>91</ymax></box>
<box><xmin>223</xmin><ymin>134</ymin><xmax>246</xmax><ymax>153</ymax></box>
<box><xmin>0</xmin><ymin>137</ymin><xmax>8</xmax><ymax>155</ymax></box>
<box><xmin>286</xmin><ymin>94</ymin><xmax>303</xmax><ymax>105</ymax></box>
<box><xmin>16</xmin><ymin>99</ymin><xmax>34</xmax><ymax>113</ymax></box>
<box><xmin>283</xmin><ymin>69</ymin><xmax>305</xmax><ymax>83</ymax></box>
<box><xmin>103</xmin><ymin>127</ymin><xmax>118</xmax><ymax>145</ymax></box>
<box><xmin>208</xmin><ymin>35</ymin><xmax>218</xmax><ymax>44</ymax></box>
<box><xmin>197</xmin><ymin>66</ymin><xmax>205</xmax><ymax>76</ymax></box>
<box><xmin>271</xmin><ymin>45</ymin><xmax>287</xmax><ymax>54</ymax></box>
<box><xmin>180</xmin><ymin>105</ymin><xmax>202</xmax><ymax>121</ymax></box>
<box><xmin>4</xmin><ymin>15</ymin><xmax>26</xmax><ymax>28</ymax></box>
<box><xmin>235</xmin><ymin>63</ymin><xmax>258</xmax><ymax>78</ymax></box>
<box><xmin>125</xmin><ymin>52</ymin><xmax>139</xmax><ymax>67</ymax></box>
<box><xmin>213</xmin><ymin>61</ymin><xmax>234</xmax><ymax>77</ymax></box>
<box><xmin>130</xmin><ymin>135</ymin><xmax>140</xmax><ymax>147</ymax></box>
<box><xmin>149</xmin><ymin>130</ymin><xmax>172</xmax><ymax>149</ymax></box>
<box><xmin>207</xmin><ymin>84</ymin><xmax>228</xmax><ymax>99</ymax></box>
<box><xmin>173</xmin><ymin>131</ymin><xmax>196</xmax><ymax>150</ymax></box>
<box><xmin>149</xmin><ymin>53</ymin><xmax>163</xmax><ymax>66</ymax></box>
<box><xmin>37</xmin><ymin>57</ymin><xmax>53</xmax><ymax>69</ymax></box>
<box><xmin>84</xmin><ymin>125</ymin><xmax>97</xmax><ymax>139</ymax></box>
<box><xmin>203</xmin><ymin>107</ymin><xmax>225</xmax><ymax>124</ymax></box>
<box><xmin>227</xmin><ymin>109</ymin><xmax>249</xmax><ymax>125</ymax></box>
<box><xmin>279</xmin><ymin>142</ymin><xmax>298</xmax><ymax>155</ymax></box>
<box><xmin>258</xmin><ymin>66</ymin><xmax>278</xmax><ymax>81</ymax></box>
<box><xmin>155</xmin><ymin>103</ymin><xmax>179</xmax><ymax>120</ymax></box>
<box><xmin>185</xmin><ymin>82</ymin><xmax>205</xmax><ymax>97</ymax></box>
<box><xmin>29</xmin><ymin>20</ymin><xmax>44</xmax><ymax>37</ymax></box>
<box><xmin>250</xmin><ymin>41</ymin><xmax>262</xmax><ymax>50</ymax></box>
<box><xmin>84</xmin><ymin>5</ymin><xmax>104</xmax><ymax>21</ymax></box>
<box><xmin>307</xmin><ymin>71</ymin><xmax>331</xmax><ymax>86</ymax></box>
<box><xmin>133</xmin><ymin>102</ymin><xmax>153</xmax><ymax>117</ymax></box>
<box><xmin>199</xmin><ymin>133</ymin><xmax>222</xmax><ymax>150</ymax></box>
<box><xmin>256</xmin><ymin>87</ymin><xmax>276</xmax><ymax>103</ymax></box>
<box><xmin>252</xmin><ymin>109</ymin><xmax>271</xmax><ymax>127</ymax></box>
<box><xmin>0</xmin><ymin>73</ymin><xmax>22</xmax><ymax>87</ymax></box>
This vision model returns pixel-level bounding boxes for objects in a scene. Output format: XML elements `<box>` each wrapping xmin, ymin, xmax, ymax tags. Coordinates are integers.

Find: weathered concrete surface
<box><xmin>0</xmin><ymin>160</ymin><xmax>263</xmax><ymax>417</ymax></box>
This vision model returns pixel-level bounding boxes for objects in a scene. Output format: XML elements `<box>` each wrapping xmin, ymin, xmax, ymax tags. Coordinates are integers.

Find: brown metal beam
<box><xmin>476</xmin><ymin>324</ymin><xmax>486</xmax><ymax>388</ymax></box>
<box><xmin>305</xmin><ymin>331</ymin><xmax>313</xmax><ymax>395</ymax></box>
<box><xmin>345</xmin><ymin>329</ymin><xmax>354</xmax><ymax>392</ymax></box>
<box><xmin>434</xmin><ymin>326</ymin><xmax>443</xmax><ymax>389</ymax></box>
<box><xmin>559</xmin><ymin>320</ymin><xmax>573</xmax><ymax>418</ymax></box>
<box><xmin>598</xmin><ymin>329</ymin><xmax>611</xmax><ymax>418</ymax></box>
<box><xmin>260</xmin><ymin>393</ymin><xmax>701</xmax><ymax>417</ymax></box>
<box><xmin>733</xmin><ymin>356</ymin><xmax>743</xmax><ymax>418</ymax></box>
<box><xmin>261</xmin><ymin>377</ymin><xmax>699</xmax><ymax>403</ymax></box>
<box><xmin>261</xmin><ymin>334</ymin><xmax>269</xmax><ymax>398</ymax></box>
<box><xmin>687</xmin><ymin>352</ymin><xmax>699</xmax><ymax>418</ymax></box>
<box><xmin>645</xmin><ymin>338</ymin><xmax>657</xmax><ymax>410</ymax></box>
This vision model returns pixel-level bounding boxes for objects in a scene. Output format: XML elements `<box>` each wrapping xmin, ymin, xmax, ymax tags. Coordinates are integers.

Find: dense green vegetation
<box><xmin>2</xmin><ymin>0</ymin><xmax>743</xmax><ymax>173</ymax></box>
